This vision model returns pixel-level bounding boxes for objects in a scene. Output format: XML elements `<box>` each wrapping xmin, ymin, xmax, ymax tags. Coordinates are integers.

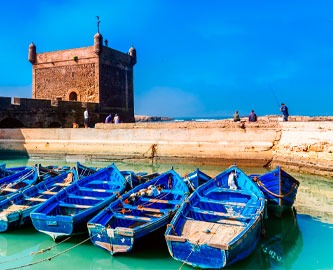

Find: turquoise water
<box><xmin>0</xmin><ymin>158</ymin><xmax>332</xmax><ymax>270</ymax></box>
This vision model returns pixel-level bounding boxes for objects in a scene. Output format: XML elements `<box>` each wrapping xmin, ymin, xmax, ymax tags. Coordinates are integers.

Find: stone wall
<box><xmin>33</xmin><ymin>47</ymin><xmax>99</xmax><ymax>102</ymax></box>
<box><xmin>271</xmin><ymin>122</ymin><xmax>333</xmax><ymax>175</ymax></box>
<box><xmin>0</xmin><ymin>120</ymin><xmax>332</xmax><ymax>177</ymax></box>
<box><xmin>0</xmin><ymin>97</ymin><xmax>101</xmax><ymax>128</ymax></box>
<box><xmin>0</xmin><ymin>121</ymin><xmax>333</xmax><ymax>176</ymax></box>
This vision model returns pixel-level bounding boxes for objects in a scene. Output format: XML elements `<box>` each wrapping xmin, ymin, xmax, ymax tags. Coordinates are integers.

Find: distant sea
<box><xmin>172</xmin><ymin>116</ymin><xmax>230</xmax><ymax>122</ymax></box>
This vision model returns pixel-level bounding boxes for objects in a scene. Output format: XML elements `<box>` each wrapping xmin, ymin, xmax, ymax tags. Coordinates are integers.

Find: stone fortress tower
<box><xmin>28</xmin><ymin>19</ymin><xmax>136</xmax><ymax>123</ymax></box>
<box><xmin>0</xmin><ymin>17</ymin><xmax>136</xmax><ymax>128</ymax></box>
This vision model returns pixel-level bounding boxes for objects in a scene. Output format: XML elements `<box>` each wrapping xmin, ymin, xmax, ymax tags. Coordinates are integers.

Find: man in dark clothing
<box><xmin>280</xmin><ymin>103</ymin><xmax>289</xmax><ymax>121</ymax></box>
<box><xmin>248</xmin><ymin>110</ymin><xmax>257</xmax><ymax>122</ymax></box>
<box><xmin>105</xmin><ymin>114</ymin><xmax>112</xmax><ymax>123</ymax></box>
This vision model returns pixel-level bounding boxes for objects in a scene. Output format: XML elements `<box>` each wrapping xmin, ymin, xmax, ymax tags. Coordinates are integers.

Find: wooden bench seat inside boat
<box><xmin>122</xmin><ymin>204</ymin><xmax>168</xmax><ymax>213</ymax></box>
<box><xmin>113</xmin><ymin>213</ymin><xmax>154</xmax><ymax>222</ymax></box>
<box><xmin>53</xmin><ymin>182</ymin><xmax>71</xmax><ymax>187</ymax></box>
<box><xmin>190</xmin><ymin>207</ymin><xmax>254</xmax><ymax>221</ymax></box>
<box><xmin>42</xmin><ymin>190</ymin><xmax>57</xmax><ymax>195</ymax></box>
<box><xmin>139</xmin><ymin>197</ymin><xmax>180</xmax><ymax>205</ymax></box>
<box><xmin>67</xmin><ymin>194</ymin><xmax>104</xmax><ymax>201</ymax></box>
<box><xmin>58</xmin><ymin>203</ymin><xmax>92</xmax><ymax>209</ymax></box>
<box><xmin>203</xmin><ymin>187</ymin><xmax>252</xmax><ymax>196</ymax></box>
<box><xmin>78</xmin><ymin>187</ymin><xmax>113</xmax><ymax>193</ymax></box>
<box><xmin>25</xmin><ymin>197</ymin><xmax>47</xmax><ymax>202</ymax></box>
<box><xmin>1</xmin><ymin>187</ymin><xmax>17</xmax><ymax>192</ymax></box>
<box><xmin>198</xmin><ymin>198</ymin><xmax>259</xmax><ymax>208</ymax></box>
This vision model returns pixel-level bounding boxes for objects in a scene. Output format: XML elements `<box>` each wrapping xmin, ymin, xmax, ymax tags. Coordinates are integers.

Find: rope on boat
<box><xmin>167</xmin><ymin>224</ymin><xmax>177</xmax><ymax>235</ymax></box>
<box><xmin>253</xmin><ymin>177</ymin><xmax>298</xmax><ymax>198</ymax></box>
<box><xmin>1</xmin><ymin>229</ymin><xmax>106</xmax><ymax>270</ymax></box>
<box><xmin>178</xmin><ymin>218</ymin><xmax>219</xmax><ymax>270</ymax></box>
<box><xmin>0</xmin><ymin>168</ymin><xmax>35</xmax><ymax>193</ymax></box>
<box><xmin>183</xmin><ymin>175</ymin><xmax>195</xmax><ymax>192</ymax></box>
<box><xmin>178</xmin><ymin>241</ymin><xmax>199</xmax><ymax>270</ymax></box>
<box><xmin>0</xmin><ymin>236</ymin><xmax>71</xmax><ymax>266</ymax></box>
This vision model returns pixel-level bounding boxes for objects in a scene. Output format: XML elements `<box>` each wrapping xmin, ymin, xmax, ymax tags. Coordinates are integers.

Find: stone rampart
<box><xmin>0</xmin><ymin>120</ymin><xmax>332</xmax><ymax>177</ymax></box>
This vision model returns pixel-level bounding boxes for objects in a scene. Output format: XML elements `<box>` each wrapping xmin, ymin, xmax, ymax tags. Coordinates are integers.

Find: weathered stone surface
<box><xmin>271</xmin><ymin>121</ymin><xmax>333</xmax><ymax>176</ymax></box>
<box><xmin>0</xmin><ymin>117</ymin><xmax>332</xmax><ymax>177</ymax></box>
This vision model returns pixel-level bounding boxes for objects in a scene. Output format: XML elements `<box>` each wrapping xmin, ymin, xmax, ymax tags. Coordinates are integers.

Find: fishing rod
<box><xmin>270</xmin><ymin>88</ymin><xmax>281</xmax><ymax>108</ymax></box>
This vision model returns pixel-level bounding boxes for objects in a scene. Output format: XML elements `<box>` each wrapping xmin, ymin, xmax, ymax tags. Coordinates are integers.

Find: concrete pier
<box><xmin>0</xmin><ymin>119</ymin><xmax>332</xmax><ymax>177</ymax></box>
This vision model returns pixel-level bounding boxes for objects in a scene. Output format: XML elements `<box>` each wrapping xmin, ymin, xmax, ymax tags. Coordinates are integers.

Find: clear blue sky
<box><xmin>1</xmin><ymin>1</ymin><xmax>333</xmax><ymax>117</ymax></box>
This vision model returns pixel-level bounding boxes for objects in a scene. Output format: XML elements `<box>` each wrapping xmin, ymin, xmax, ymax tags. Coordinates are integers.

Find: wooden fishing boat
<box><xmin>75</xmin><ymin>162</ymin><xmax>97</xmax><ymax>178</ymax></box>
<box><xmin>0</xmin><ymin>166</ymin><xmax>39</xmax><ymax>201</ymax></box>
<box><xmin>250</xmin><ymin>166</ymin><xmax>300</xmax><ymax>216</ymax></box>
<box><xmin>87</xmin><ymin>168</ymin><xmax>190</xmax><ymax>255</ymax></box>
<box><xmin>121</xmin><ymin>170</ymin><xmax>160</xmax><ymax>189</ymax></box>
<box><xmin>0</xmin><ymin>169</ymin><xmax>78</xmax><ymax>232</ymax></box>
<box><xmin>30</xmin><ymin>163</ymin><xmax>126</xmax><ymax>241</ymax></box>
<box><xmin>165</xmin><ymin>166</ymin><xmax>265</xmax><ymax>269</ymax></box>
<box><xmin>0</xmin><ymin>165</ymin><xmax>32</xmax><ymax>179</ymax></box>
<box><xmin>36</xmin><ymin>164</ymin><xmax>71</xmax><ymax>180</ymax></box>
<box><xmin>183</xmin><ymin>168</ymin><xmax>212</xmax><ymax>191</ymax></box>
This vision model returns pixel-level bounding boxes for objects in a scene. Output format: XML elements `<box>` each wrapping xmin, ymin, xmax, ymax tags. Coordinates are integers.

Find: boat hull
<box><xmin>31</xmin><ymin>163</ymin><xmax>126</xmax><ymax>241</ymax></box>
<box><xmin>88</xmin><ymin>169</ymin><xmax>189</xmax><ymax>255</ymax></box>
<box><xmin>165</xmin><ymin>166</ymin><xmax>265</xmax><ymax>269</ymax></box>
<box><xmin>250</xmin><ymin>166</ymin><xmax>299</xmax><ymax>216</ymax></box>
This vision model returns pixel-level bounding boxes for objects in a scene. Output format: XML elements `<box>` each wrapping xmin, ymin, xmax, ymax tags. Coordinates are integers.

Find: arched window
<box><xmin>69</xmin><ymin>92</ymin><xmax>78</xmax><ymax>101</ymax></box>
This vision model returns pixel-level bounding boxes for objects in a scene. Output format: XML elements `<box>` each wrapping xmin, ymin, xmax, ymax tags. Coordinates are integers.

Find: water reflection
<box><xmin>294</xmin><ymin>173</ymin><xmax>333</xmax><ymax>224</ymax></box>
<box><xmin>0</xmin><ymin>158</ymin><xmax>332</xmax><ymax>270</ymax></box>
<box><xmin>260</xmin><ymin>208</ymin><xmax>303</xmax><ymax>268</ymax></box>
<box><xmin>231</xmin><ymin>208</ymin><xmax>303</xmax><ymax>269</ymax></box>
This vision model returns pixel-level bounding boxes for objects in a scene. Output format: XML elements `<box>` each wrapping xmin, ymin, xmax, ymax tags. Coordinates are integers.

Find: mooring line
<box><xmin>0</xmin><ymin>236</ymin><xmax>72</xmax><ymax>265</ymax></box>
<box><xmin>2</xmin><ymin>229</ymin><xmax>105</xmax><ymax>270</ymax></box>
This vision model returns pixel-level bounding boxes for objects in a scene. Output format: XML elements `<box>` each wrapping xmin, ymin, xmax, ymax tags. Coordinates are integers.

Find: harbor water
<box><xmin>0</xmin><ymin>158</ymin><xmax>332</xmax><ymax>270</ymax></box>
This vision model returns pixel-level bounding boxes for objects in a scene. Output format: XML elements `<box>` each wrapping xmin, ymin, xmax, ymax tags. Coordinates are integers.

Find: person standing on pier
<box><xmin>114</xmin><ymin>114</ymin><xmax>120</xmax><ymax>124</ymax></box>
<box><xmin>105</xmin><ymin>114</ymin><xmax>112</xmax><ymax>123</ymax></box>
<box><xmin>84</xmin><ymin>109</ymin><xmax>89</xmax><ymax>128</ymax></box>
<box><xmin>280</xmin><ymin>103</ymin><xmax>289</xmax><ymax>121</ymax></box>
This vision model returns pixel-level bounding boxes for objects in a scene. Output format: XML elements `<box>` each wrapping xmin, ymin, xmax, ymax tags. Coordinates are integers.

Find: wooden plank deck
<box><xmin>1</xmin><ymin>204</ymin><xmax>30</xmax><ymax>214</ymax></box>
<box><xmin>181</xmin><ymin>219</ymin><xmax>244</xmax><ymax>249</ymax></box>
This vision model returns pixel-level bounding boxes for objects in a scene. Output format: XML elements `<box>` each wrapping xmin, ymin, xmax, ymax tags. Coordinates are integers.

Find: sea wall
<box><xmin>0</xmin><ymin>120</ymin><xmax>332</xmax><ymax>177</ymax></box>
<box><xmin>271</xmin><ymin>121</ymin><xmax>333</xmax><ymax>176</ymax></box>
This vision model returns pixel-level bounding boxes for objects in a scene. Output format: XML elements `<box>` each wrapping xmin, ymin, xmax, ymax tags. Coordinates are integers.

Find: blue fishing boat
<box><xmin>165</xmin><ymin>166</ymin><xmax>265</xmax><ymax>269</ymax></box>
<box><xmin>75</xmin><ymin>162</ymin><xmax>97</xmax><ymax>178</ymax></box>
<box><xmin>183</xmin><ymin>168</ymin><xmax>212</xmax><ymax>191</ymax></box>
<box><xmin>250</xmin><ymin>166</ymin><xmax>300</xmax><ymax>216</ymax></box>
<box><xmin>0</xmin><ymin>169</ymin><xmax>78</xmax><ymax>232</ymax></box>
<box><xmin>36</xmin><ymin>164</ymin><xmax>71</xmax><ymax>180</ymax></box>
<box><xmin>30</xmin><ymin>163</ymin><xmax>126</xmax><ymax>241</ymax></box>
<box><xmin>0</xmin><ymin>166</ymin><xmax>39</xmax><ymax>201</ymax></box>
<box><xmin>87</xmin><ymin>169</ymin><xmax>189</xmax><ymax>255</ymax></box>
<box><xmin>0</xmin><ymin>165</ymin><xmax>32</xmax><ymax>179</ymax></box>
<box><xmin>121</xmin><ymin>170</ymin><xmax>160</xmax><ymax>189</ymax></box>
